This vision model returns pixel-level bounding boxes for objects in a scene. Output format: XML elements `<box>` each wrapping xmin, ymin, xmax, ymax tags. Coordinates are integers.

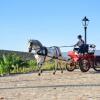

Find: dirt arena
<box><xmin>0</xmin><ymin>69</ymin><xmax>100</xmax><ymax>100</ymax></box>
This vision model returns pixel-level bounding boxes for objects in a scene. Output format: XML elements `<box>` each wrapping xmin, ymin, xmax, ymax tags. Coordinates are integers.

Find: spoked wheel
<box><xmin>93</xmin><ymin>56</ymin><xmax>100</xmax><ymax>72</ymax></box>
<box><xmin>79</xmin><ymin>59</ymin><xmax>91</xmax><ymax>72</ymax></box>
<box><xmin>93</xmin><ymin>61</ymin><xmax>100</xmax><ymax>72</ymax></box>
<box><xmin>66</xmin><ymin>62</ymin><xmax>76</xmax><ymax>72</ymax></box>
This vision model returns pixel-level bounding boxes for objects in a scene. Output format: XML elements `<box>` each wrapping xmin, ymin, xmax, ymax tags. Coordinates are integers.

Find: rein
<box><xmin>59</xmin><ymin>45</ymin><xmax>74</xmax><ymax>48</ymax></box>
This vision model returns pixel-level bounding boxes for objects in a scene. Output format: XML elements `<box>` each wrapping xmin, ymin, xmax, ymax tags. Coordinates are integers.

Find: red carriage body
<box><xmin>66</xmin><ymin>44</ymin><xmax>100</xmax><ymax>72</ymax></box>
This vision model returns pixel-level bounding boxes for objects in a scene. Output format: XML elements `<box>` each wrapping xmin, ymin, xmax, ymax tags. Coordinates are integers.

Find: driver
<box><xmin>74</xmin><ymin>35</ymin><xmax>84</xmax><ymax>52</ymax></box>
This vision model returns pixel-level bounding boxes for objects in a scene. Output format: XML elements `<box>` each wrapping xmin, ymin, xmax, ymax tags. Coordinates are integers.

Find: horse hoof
<box><xmin>38</xmin><ymin>73</ymin><xmax>41</xmax><ymax>76</ymax></box>
<box><xmin>53</xmin><ymin>72</ymin><xmax>55</xmax><ymax>75</ymax></box>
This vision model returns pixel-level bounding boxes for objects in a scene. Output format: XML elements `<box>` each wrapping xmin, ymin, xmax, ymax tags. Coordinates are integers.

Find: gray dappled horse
<box><xmin>28</xmin><ymin>39</ymin><xmax>63</xmax><ymax>75</ymax></box>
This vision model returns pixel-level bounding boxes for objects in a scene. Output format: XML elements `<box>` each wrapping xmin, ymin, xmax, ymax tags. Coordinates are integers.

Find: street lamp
<box><xmin>82</xmin><ymin>16</ymin><xmax>89</xmax><ymax>44</ymax></box>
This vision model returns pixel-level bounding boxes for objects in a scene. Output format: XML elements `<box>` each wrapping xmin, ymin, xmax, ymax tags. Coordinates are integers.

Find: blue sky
<box><xmin>0</xmin><ymin>0</ymin><xmax>100</xmax><ymax>52</ymax></box>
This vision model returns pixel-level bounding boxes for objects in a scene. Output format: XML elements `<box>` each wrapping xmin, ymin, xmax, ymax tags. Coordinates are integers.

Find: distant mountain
<box><xmin>95</xmin><ymin>50</ymin><xmax>100</xmax><ymax>55</ymax></box>
<box><xmin>62</xmin><ymin>50</ymin><xmax>100</xmax><ymax>59</ymax></box>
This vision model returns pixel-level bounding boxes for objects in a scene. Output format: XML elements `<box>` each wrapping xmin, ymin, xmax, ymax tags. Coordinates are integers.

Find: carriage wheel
<box><xmin>79</xmin><ymin>59</ymin><xmax>91</xmax><ymax>72</ymax></box>
<box><xmin>93</xmin><ymin>61</ymin><xmax>100</xmax><ymax>71</ymax></box>
<box><xmin>66</xmin><ymin>62</ymin><xmax>76</xmax><ymax>72</ymax></box>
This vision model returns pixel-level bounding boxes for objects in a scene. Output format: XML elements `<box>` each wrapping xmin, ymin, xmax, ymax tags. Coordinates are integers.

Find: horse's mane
<box><xmin>29</xmin><ymin>39</ymin><xmax>43</xmax><ymax>47</ymax></box>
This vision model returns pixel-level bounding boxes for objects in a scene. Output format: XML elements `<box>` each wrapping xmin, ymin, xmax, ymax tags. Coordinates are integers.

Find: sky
<box><xmin>0</xmin><ymin>0</ymin><xmax>100</xmax><ymax>52</ymax></box>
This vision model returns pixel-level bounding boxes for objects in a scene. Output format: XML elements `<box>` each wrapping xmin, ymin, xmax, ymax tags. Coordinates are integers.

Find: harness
<box><xmin>37</xmin><ymin>46</ymin><xmax>48</xmax><ymax>56</ymax></box>
<box><xmin>37</xmin><ymin>47</ymin><xmax>48</xmax><ymax>63</ymax></box>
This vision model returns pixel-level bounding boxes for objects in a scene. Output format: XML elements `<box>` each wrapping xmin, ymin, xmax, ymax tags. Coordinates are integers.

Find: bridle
<box><xmin>29</xmin><ymin>42</ymin><xmax>41</xmax><ymax>52</ymax></box>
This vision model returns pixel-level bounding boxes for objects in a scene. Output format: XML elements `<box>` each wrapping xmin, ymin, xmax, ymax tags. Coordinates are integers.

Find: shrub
<box><xmin>27</xmin><ymin>60</ymin><xmax>37</xmax><ymax>71</ymax></box>
<box><xmin>0</xmin><ymin>53</ymin><xmax>29</xmax><ymax>76</ymax></box>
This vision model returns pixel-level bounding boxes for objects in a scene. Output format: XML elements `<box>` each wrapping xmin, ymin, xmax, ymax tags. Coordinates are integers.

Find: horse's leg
<box><xmin>38</xmin><ymin>63</ymin><xmax>42</xmax><ymax>76</ymax></box>
<box><xmin>58</xmin><ymin>57</ymin><xmax>63</xmax><ymax>73</ymax></box>
<box><xmin>59</xmin><ymin>61</ymin><xmax>63</xmax><ymax>73</ymax></box>
<box><xmin>53</xmin><ymin>59</ymin><xmax>58</xmax><ymax>75</ymax></box>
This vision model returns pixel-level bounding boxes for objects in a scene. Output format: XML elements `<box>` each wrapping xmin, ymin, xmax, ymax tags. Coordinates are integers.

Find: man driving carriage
<box><xmin>74</xmin><ymin>34</ymin><xmax>89</xmax><ymax>53</ymax></box>
<box><xmin>74</xmin><ymin>35</ymin><xmax>85</xmax><ymax>53</ymax></box>
<box><xmin>74</xmin><ymin>35</ymin><xmax>84</xmax><ymax>47</ymax></box>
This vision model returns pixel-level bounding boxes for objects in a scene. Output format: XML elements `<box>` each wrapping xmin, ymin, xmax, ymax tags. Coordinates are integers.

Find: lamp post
<box><xmin>82</xmin><ymin>16</ymin><xmax>89</xmax><ymax>44</ymax></box>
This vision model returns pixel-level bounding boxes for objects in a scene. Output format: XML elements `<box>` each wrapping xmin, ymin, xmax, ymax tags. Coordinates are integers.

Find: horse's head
<box><xmin>28</xmin><ymin>39</ymin><xmax>43</xmax><ymax>53</ymax></box>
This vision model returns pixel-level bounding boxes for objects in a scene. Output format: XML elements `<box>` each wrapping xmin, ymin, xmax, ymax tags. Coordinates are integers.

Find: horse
<box><xmin>28</xmin><ymin>39</ymin><xmax>63</xmax><ymax>75</ymax></box>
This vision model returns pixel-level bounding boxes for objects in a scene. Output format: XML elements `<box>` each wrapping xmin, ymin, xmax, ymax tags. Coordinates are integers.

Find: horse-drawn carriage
<box><xmin>28</xmin><ymin>39</ymin><xmax>100</xmax><ymax>75</ymax></box>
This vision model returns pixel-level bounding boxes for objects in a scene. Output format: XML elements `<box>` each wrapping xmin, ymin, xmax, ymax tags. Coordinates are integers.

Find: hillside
<box><xmin>0</xmin><ymin>50</ymin><xmax>34</xmax><ymax>60</ymax></box>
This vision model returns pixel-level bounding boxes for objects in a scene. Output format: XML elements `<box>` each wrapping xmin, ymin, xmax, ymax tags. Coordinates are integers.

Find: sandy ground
<box><xmin>0</xmin><ymin>69</ymin><xmax>100</xmax><ymax>100</ymax></box>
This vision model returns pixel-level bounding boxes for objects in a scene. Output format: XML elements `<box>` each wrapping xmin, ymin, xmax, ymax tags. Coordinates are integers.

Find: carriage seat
<box><xmin>78</xmin><ymin>44</ymin><xmax>89</xmax><ymax>53</ymax></box>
